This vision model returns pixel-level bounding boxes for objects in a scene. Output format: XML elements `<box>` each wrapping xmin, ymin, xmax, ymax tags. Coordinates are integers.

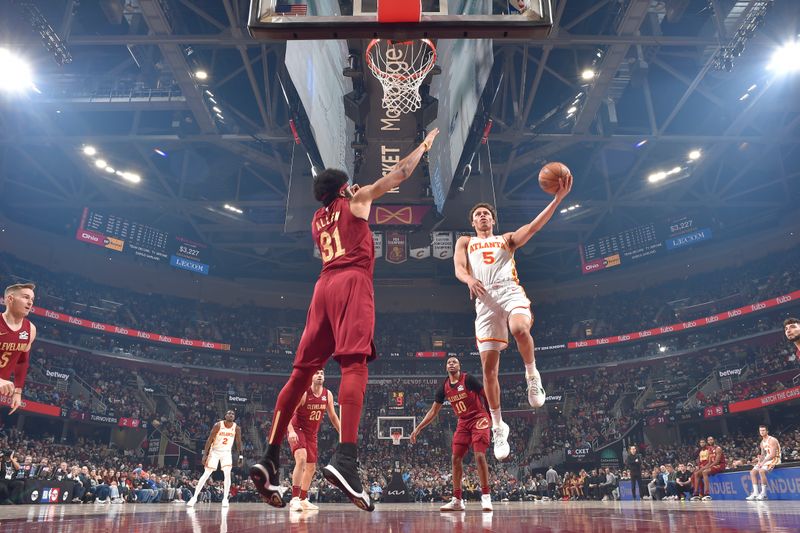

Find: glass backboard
<box><xmin>248</xmin><ymin>0</ymin><xmax>553</xmax><ymax>40</ymax></box>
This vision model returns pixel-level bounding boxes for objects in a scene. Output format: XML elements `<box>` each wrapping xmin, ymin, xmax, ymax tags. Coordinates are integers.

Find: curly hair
<box><xmin>313</xmin><ymin>169</ymin><xmax>349</xmax><ymax>206</ymax></box>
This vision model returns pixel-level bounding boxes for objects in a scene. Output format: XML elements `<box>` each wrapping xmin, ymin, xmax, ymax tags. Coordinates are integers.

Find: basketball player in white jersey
<box><xmin>454</xmin><ymin>174</ymin><xmax>572</xmax><ymax>460</ymax></box>
<box><xmin>747</xmin><ymin>425</ymin><xmax>781</xmax><ymax>500</ymax></box>
<box><xmin>188</xmin><ymin>410</ymin><xmax>243</xmax><ymax>507</ymax></box>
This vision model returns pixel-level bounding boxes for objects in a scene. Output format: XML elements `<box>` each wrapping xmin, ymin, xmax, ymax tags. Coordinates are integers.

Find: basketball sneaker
<box><xmin>756</xmin><ymin>491</ymin><xmax>768</xmax><ymax>501</ymax></box>
<box><xmin>745</xmin><ymin>492</ymin><xmax>758</xmax><ymax>501</ymax></box>
<box><xmin>322</xmin><ymin>443</ymin><xmax>374</xmax><ymax>512</ymax></box>
<box><xmin>526</xmin><ymin>368</ymin><xmax>546</xmax><ymax>408</ymax></box>
<box><xmin>481</xmin><ymin>494</ymin><xmax>493</xmax><ymax>512</ymax></box>
<box><xmin>299</xmin><ymin>499</ymin><xmax>319</xmax><ymax>511</ymax></box>
<box><xmin>289</xmin><ymin>497</ymin><xmax>302</xmax><ymax>511</ymax></box>
<box><xmin>440</xmin><ymin>497</ymin><xmax>465</xmax><ymax>511</ymax></box>
<box><xmin>250</xmin><ymin>455</ymin><xmax>285</xmax><ymax>508</ymax></box>
<box><xmin>492</xmin><ymin>421</ymin><xmax>511</xmax><ymax>461</ymax></box>
<box><xmin>701</xmin><ymin>495</ymin><xmax>712</xmax><ymax>501</ymax></box>
<box><xmin>221</xmin><ymin>498</ymin><xmax>229</xmax><ymax>508</ymax></box>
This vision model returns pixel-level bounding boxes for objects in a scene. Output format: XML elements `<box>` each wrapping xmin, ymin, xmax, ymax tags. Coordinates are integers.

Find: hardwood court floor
<box><xmin>0</xmin><ymin>500</ymin><xmax>798</xmax><ymax>532</ymax></box>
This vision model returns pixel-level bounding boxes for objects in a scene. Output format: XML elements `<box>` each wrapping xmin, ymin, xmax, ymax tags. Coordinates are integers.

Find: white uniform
<box><xmin>207</xmin><ymin>421</ymin><xmax>237</xmax><ymax>469</ymax></box>
<box><xmin>466</xmin><ymin>235</ymin><xmax>532</xmax><ymax>352</ymax></box>
<box><xmin>754</xmin><ymin>436</ymin><xmax>781</xmax><ymax>470</ymax></box>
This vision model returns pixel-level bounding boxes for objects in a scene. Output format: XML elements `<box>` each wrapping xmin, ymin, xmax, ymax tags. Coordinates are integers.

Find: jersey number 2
<box><xmin>320</xmin><ymin>228</ymin><xmax>346</xmax><ymax>263</ymax></box>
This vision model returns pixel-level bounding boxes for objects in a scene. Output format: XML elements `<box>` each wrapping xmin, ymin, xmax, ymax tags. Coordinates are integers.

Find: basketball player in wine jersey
<box><xmin>411</xmin><ymin>357</ymin><xmax>493</xmax><ymax>511</ymax></box>
<box><xmin>453</xmin><ymin>176</ymin><xmax>572</xmax><ymax>460</ymax></box>
<box><xmin>1</xmin><ymin>283</ymin><xmax>37</xmax><ymax>414</ymax></box>
<box><xmin>188</xmin><ymin>410</ymin><xmax>242</xmax><ymax>507</ymax></box>
<box><xmin>699</xmin><ymin>436</ymin><xmax>726</xmax><ymax>501</ymax></box>
<box><xmin>747</xmin><ymin>425</ymin><xmax>781</xmax><ymax>500</ymax></box>
<box><xmin>251</xmin><ymin>128</ymin><xmax>440</xmax><ymax>511</ymax></box>
<box><xmin>287</xmin><ymin>369</ymin><xmax>340</xmax><ymax>511</ymax></box>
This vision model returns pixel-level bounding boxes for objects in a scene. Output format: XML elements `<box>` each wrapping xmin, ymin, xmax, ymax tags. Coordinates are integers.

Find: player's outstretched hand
<box><xmin>423</xmin><ymin>128</ymin><xmax>440</xmax><ymax>150</ymax></box>
<box><xmin>0</xmin><ymin>379</ymin><xmax>14</xmax><ymax>397</ymax></box>
<box><xmin>409</xmin><ymin>431</ymin><xmax>418</xmax><ymax>445</ymax></box>
<box><xmin>467</xmin><ymin>277</ymin><xmax>487</xmax><ymax>300</ymax></box>
<box><xmin>554</xmin><ymin>173</ymin><xmax>573</xmax><ymax>201</ymax></box>
<box><xmin>9</xmin><ymin>392</ymin><xmax>21</xmax><ymax>414</ymax></box>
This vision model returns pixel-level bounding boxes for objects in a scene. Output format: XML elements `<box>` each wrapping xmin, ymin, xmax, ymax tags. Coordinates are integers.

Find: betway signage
<box><xmin>718</xmin><ymin>368</ymin><xmax>743</xmax><ymax>378</ymax></box>
<box><xmin>30</xmin><ymin>306</ymin><xmax>230</xmax><ymax>351</ymax></box>
<box><xmin>227</xmin><ymin>394</ymin><xmax>248</xmax><ymax>404</ymax></box>
<box><xmin>45</xmin><ymin>369</ymin><xmax>70</xmax><ymax>381</ymax></box>
<box><xmin>567</xmin><ymin>290</ymin><xmax>800</xmax><ymax>349</ymax></box>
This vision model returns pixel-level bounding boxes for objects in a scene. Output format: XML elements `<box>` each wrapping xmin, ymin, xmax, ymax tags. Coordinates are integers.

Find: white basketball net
<box><xmin>366</xmin><ymin>39</ymin><xmax>437</xmax><ymax>115</ymax></box>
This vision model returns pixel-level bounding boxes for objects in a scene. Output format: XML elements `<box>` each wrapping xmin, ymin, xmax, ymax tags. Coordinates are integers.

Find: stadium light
<box><xmin>194</xmin><ymin>70</ymin><xmax>209</xmax><ymax>80</ymax></box>
<box><xmin>767</xmin><ymin>42</ymin><xmax>800</xmax><ymax>73</ymax></box>
<box><xmin>105</xmin><ymin>166</ymin><xmax>115</xmax><ymax>174</ymax></box>
<box><xmin>688</xmin><ymin>150</ymin><xmax>701</xmax><ymax>161</ymax></box>
<box><xmin>120</xmin><ymin>172</ymin><xmax>141</xmax><ymax>184</ymax></box>
<box><xmin>95</xmin><ymin>159</ymin><xmax>107</xmax><ymax>168</ymax></box>
<box><xmin>0</xmin><ymin>48</ymin><xmax>37</xmax><ymax>93</ymax></box>
<box><xmin>82</xmin><ymin>145</ymin><xmax>97</xmax><ymax>156</ymax></box>
<box><xmin>224</xmin><ymin>204</ymin><xmax>243</xmax><ymax>214</ymax></box>
<box><xmin>581</xmin><ymin>69</ymin><xmax>595</xmax><ymax>81</ymax></box>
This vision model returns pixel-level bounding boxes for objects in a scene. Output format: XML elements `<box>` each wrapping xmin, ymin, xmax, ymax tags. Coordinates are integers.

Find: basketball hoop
<box><xmin>366</xmin><ymin>38</ymin><xmax>437</xmax><ymax>115</ymax></box>
<box><xmin>390</xmin><ymin>429</ymin><xmax>403</xmax><ymax>446</ymax></box>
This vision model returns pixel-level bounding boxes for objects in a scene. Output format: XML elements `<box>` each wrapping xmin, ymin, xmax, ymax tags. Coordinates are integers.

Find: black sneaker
<box><xmin>249</xmin><ymin>456</ymin><xmax>285</xmax><ymax>508</ymax></box>
<box><xmin>322</xmin><ymin>444</ymin><xmax>374</xmax><ymax>512</ymax></box>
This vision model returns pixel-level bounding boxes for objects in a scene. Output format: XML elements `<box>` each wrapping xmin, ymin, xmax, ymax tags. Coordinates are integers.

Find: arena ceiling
<box><xmin>1</xmin><ymin>0</ymin><xmax>799</xmax><ymax>283</ymax></box>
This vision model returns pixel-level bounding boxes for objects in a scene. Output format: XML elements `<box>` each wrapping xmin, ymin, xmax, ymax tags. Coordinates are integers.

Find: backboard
<box><xmin>248</xmin><ymin>0</ymin><xmax>553</xmax><ymax>40</ymax></box>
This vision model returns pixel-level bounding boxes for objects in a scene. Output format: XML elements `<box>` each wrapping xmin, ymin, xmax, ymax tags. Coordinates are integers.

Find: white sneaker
<box><xmin>701</xmin><ymin>495</ymin><xmax>712</xmax><ymax>501</ymax></box>
<box><xmin>492</xmin><ymin>421</ymin><xmax>511</xmax><ymax>461</ymax></box>
<box><xmin>221</xmin><ymin>498</ymin><xmax>229</xmax><ymax>507</ymax></box>
<box><xmin>289</xmin><ymin>496</ymin><xmax>302</xmax><ymax>511</ymax></box>
<box><xmin>440</xmin><ymin>497</ymin><xmax>465</xmax><ymax>511</ymax></box>
<box><xmin>756</xmin><ymin>492</ymin><xmax>768</xmax><ymax>501</ymax></box>
<box><xmin>299</xmin><ymin>499</ymin><xmax>319</xmax><ymax>511</ymax></box>
<box><xmin>481</xmin><ymin>494</ymin><xmax>493</xmax><ymax>512</ymax></box>
<box><xmin>526</xmin><ymin>368</ymin><xmax>546</xmax><ymax>408</ymax></box>
<box><xmin>746</xmin><ymin>492</ymin><xmax>758</xmax><ymax>501</ymax></box>
<box><xmin>186</xmin><ymin>497</ymin><xmax>197</xmax><ymax>507</ymax></box>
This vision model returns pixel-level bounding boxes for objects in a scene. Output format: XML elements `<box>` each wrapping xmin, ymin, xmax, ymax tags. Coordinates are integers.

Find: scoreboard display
<box><xmin>76</xmin><ymin>208</ymin><xmax>211</xmax><ymax>275</ymax></box>
<box><xmin>580</xmin><ymin>215</ymin><xmax>713</xmax><ymax>275</ymax></box>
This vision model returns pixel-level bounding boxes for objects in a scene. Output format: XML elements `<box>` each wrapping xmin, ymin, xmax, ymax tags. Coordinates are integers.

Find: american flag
<box><xmin>275</xmin><ymin>3</ymin><xmax>308</xmax><ymax>15</ymax></box>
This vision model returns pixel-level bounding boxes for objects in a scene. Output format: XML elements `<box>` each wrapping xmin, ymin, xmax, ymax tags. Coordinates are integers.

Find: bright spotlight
<box><xmin>767</xmin><ymin>42</ymin><xmax>800</xmax><ymax>73</ymax></box>
<box><xmin>195</xmin><ymin>70</ymin><xmax>209</xmax><ymax>80</ymax></box>
<box><xmin>688</xmin><ymin>149</ymin><xmax>701</xmax><ymax>161</ymax></box>
<box><xmin>121</xmin><ymin>172</ymin><xmax>141</xmax><ymax>184</ymax></box>
<box><xmin>95</xmin><ymin>159</ymin><xmax>107</xmax><ymax>168</ymax></box>
<box><xmin>83</xmin><ymin>146</ymin><xmax>97</xmax><ymax>156</ymax></box>
<box><xmin>567</xmin><ymin>106</ymin><xmax>577</xmax><ymax>114</ymax></box>
<box><xmin>0</xmin><ymin>48</ymin><xmax>36</xmax><ymax>93</ymax></box>
<box><xmin>581</xmin><ymin>69</ymin><xmax>595</xmax><ymax>81</ymax></box>
<box><xmin>105</xmin><ymin>166</ymin><xmax>115</xmax><ymax>173</ymax></box>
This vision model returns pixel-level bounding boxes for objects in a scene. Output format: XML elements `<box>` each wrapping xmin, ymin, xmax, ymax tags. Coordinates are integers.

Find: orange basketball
<box><xmin>538</xmin><ymin>162</ymin><xmax>571</xmax><ymax>195</ymax></box>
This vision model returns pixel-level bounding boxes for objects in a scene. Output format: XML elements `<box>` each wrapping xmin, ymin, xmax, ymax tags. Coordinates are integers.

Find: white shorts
<box><xmin>752</xmin><ymin>460</ymin><xmax>779</xmax><ymax>471</ymax></box>
<box><xmin>474</xmin><ymin>282</ymin><xmax>532</xmax><ymax>352</ymax></box>
<box><xmin>206</xmin><ymin>449</ymin><xmax>233</xmax><ymax>470</ymax></box>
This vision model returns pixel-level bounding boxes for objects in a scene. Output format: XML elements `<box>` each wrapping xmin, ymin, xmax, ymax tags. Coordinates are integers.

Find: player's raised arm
<box><xmin>505</xmin><ymin>174</ymin><xmax>573</xmax><ymax>251</ymax></box>
<box><xmin>409</xmin><ymin>401</ymin><xmax>443</xmax><ymax>444</ymax></box>
<box><xmin>350</xmin><ymin>129</ymin><xmax>439</xmax><ymax>211</ymax></box>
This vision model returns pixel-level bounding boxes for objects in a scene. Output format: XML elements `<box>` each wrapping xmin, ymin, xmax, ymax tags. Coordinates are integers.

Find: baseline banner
<box><xmin>707</xmin><ymin>466</ymin><xmax>800</xmax><ymax>501</ymax></box>
<box><xmin>30</xmin><ymin>306</ymin><xmax>231</xmax><ymax>351</ymax></box>
<box><xmin>0</xmin><ymin>395</ymin><xmax>61</xmax><ymax>417</ymax></box>
<box><xmin>728</xmin><ymin>385</ymin><xmax>800</xmax><ymax>413</ymax></box>
<box><xmin>568</xmin><ymin>290</ymin><xmax>800</xmax><ymax>349</ymax></box>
